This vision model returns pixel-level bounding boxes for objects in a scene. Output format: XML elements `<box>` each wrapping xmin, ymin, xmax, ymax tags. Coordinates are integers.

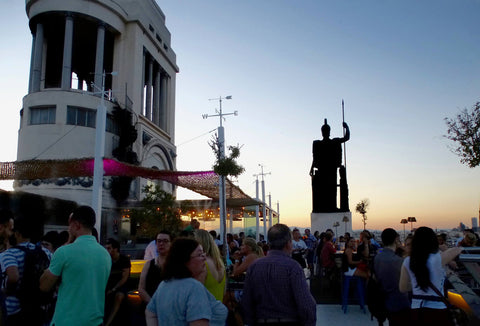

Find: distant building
<box><xmin>472</xmin><ymin>217</ymin><xmax>478</xmax><ymax>232</ymax></box>
<box><xmin>16</xmin><ymin>0</ymin><xmax>178</xmax><ymax>240</ymax></box>
<box><xmin>459</xmin><ymin>222</ymin><xmax>466</xmax><ymax>231</ymax></box>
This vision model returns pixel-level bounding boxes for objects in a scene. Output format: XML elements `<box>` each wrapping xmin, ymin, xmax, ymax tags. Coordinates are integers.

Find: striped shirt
<box><xmin>0</xmin><ymin>242</ymin><xmax>52</xmax><ymax>315</ymax></box>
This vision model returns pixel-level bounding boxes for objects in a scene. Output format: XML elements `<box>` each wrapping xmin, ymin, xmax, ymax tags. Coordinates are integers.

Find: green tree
<box><xmin>130</xmin><ymin>184</ymin><xmax>183</xmax><ymax>239</ymax></box>
<box><xmin>209</xmin><ymin>134</ymin><xmax>245</xmax><ymax>177</ymax></box>
<box><xmin>355</xmin><ymin>199</ymin><xmax>370</xmax><ymax>230</ymax></box>
<box><xmin>444</xmin><ymin>102</ymin><xmax>480</xmax><ymax>168</ymax></box>
<box><xmin>208</xmin><ymin>134</ymin><xmax>245</xmax><ymax>259</ymax></box>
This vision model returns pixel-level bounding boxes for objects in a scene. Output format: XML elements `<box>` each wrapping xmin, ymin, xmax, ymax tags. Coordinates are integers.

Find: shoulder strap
<box><xmin>412</xmin><ymin>294</ymin><xmax>443</xmax><ymax>302</ymax></box>
<box><xmin>428</xmin><ymin>281</ymin><xmax>451</xmax><ymax>307</ymax></box>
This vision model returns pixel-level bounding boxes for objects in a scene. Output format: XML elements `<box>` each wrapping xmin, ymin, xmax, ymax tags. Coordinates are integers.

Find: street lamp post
<box><xmin>408</xmin><ymin>216</ymin><xmax>417</xmax><ymax>232</ymax></box>
<box><xmin>342</xmin><ymin>215</ymin><xmax>349</xmax><ymax>234</ymax></box>
<box><xmin>400</xmin><ymin>218</ymin><xmax>408</xmax><ymax>241</ymax></box>
<box><xmin>333</xmin><ymin>221</ymin><xmax>340</xmax><ymax>238</ymax></box>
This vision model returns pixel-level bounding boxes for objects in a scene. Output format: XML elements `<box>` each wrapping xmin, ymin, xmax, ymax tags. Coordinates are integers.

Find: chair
<box><xmin>341</xmin><ymin>275</ymin><xmax>366</xmax><ymax>314</ymax></box>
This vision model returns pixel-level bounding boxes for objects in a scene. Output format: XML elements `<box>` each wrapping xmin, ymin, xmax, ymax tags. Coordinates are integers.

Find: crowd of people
<box><xmin>138</xmin><ymin>224</ymin><xmax>478</xmax><ymax>326</ymax></box>
<box><xmin>0</xmin><ymin>205</ymin><xmax>478</xmax><ymax>326</ymax></box>
<box><xmin>303</xmin><ymin>226</ymin><xmax>477</xmax><ymax>326</ymax></box>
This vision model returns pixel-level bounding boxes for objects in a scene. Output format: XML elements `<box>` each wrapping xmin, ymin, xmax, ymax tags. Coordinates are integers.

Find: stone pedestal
<box><xmin>311</xmin><ymin>212</ymin><xmax>352</xmax><ymax>236</ymax></box>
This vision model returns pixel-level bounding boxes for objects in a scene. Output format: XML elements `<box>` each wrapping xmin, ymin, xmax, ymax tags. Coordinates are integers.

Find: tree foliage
<box><xmin>355</xmin><ymin>199</ymin><xmax>370</xmax><ymax>230</ymax></box>
<box><xmin>130</xmin><ymin>184</ymin><xmax>183</xmax><ymax>239</ymax></box>
<box><xmin>110</xmin><ymin>106</ymin><xmax>139</xmax><ymax>205</ymax></box>
<box><xmin>444</xmin><ymin>102</ymin><xmax>480</xmax><ymax>168</ymax></box>
<box><xmin>209</xmin><ymin>134</ymin><xmax>245</xmax><ymax>177</ymax></box>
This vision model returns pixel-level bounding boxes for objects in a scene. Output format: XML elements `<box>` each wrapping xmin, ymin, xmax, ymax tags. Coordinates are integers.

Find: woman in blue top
<box><xmin>146</xmin><ymin>237</ymin><xmax>228</xmax><ymax>326</ymax></box>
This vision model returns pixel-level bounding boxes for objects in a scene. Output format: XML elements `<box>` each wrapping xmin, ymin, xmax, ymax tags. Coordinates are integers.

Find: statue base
<box><xmin>311</xmin><ymin>212</ymin><xmax>352</xmax><ymax>237</ymax></box>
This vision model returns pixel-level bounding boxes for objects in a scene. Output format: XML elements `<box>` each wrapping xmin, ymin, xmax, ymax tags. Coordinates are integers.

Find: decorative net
<box><xmin>0</xmin><ymin>158</ymin><xmax>251</xmax><ymax>201</ymax></box>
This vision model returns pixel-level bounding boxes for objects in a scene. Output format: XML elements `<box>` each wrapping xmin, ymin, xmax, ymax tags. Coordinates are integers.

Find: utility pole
<box><xmin>253</xmin><ymin>174</ymin><xmax>260</xmax><ymax>241</ymax></box>
<box><xmin>268</xmin><ymin>193</ymin><xmax>272</xmax><ymax>229</ymax></box>
<box><xmin>258</xmin><ymin>164</ymin><xmax>271</xmax><ymax>238</ymax></box>
<box><xmin>202</xmin><ymin>96</ymin><xmax>237</xmax><ymax>249</ymax></box>
<box><xmin>277</xmin><ymin>200</ymin><xmax>280</xmax><ymax>224</ymax></box>
<box><xmin>92</xmin><ymin>70</ymin><xmax>117</xmax><ymax>240</ymax></box>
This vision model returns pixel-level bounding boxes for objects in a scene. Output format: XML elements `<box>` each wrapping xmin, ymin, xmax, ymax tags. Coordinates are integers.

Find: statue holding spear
<box><xmin>309</xmin><ymin>101</ymin><xmax>350</xmax><ymax>213</ymax></box>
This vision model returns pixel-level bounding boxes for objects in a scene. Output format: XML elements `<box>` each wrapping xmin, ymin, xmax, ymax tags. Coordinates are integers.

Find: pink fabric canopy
<box><xmin>0</xmin><ymin>158</ymin><xmax>252</xmax><ymax>201</ymax></box>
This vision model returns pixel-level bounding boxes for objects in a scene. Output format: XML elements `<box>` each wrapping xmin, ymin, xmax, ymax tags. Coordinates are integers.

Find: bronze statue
<box><xmin>310</xmin><ymin>119</ymin><xmax>350</xmax><ymax>213</ymax></box>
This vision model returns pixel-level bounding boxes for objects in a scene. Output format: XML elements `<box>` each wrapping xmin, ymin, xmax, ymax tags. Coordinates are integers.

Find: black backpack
<box><xmin>366</xmin><ymin>274</ymin><xmax>388</xmax><ymax>326</ymax></box>
<box><xmin>15</xmin><ymin>244</ymin><xmax>55</xmax><ymax>324</ymax></box>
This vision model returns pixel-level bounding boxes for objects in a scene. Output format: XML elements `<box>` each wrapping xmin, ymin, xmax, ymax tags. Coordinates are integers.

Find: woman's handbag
<box><xmin>429</xmin><ymin>283</ymin><xmax>469</xmax><ymax>326</ymax></box>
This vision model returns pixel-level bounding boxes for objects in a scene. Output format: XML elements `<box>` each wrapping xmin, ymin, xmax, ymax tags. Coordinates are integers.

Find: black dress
<box><xmin>145</xmin><ymin>258</ymin><xmax>163</xmax><ymax>297</ymax></box>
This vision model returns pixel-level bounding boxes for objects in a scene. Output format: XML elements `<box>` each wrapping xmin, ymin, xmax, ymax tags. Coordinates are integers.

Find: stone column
<box><xmin>160</xmin><ymin>74</ymin><xmax>168</xmax><ymax>130</ymax></box>
<box><xmin>31</xmin><ymin>23</ymin><xmax>44</xmax><ymax>92</ymax></box>
<box><xmin>153</xmin><ymin>69</ymin><xmax>161</xmax><ymax>126</ymax></box>
<box><xmin>28</xmin><ymin>35</ymin><xmax>35</xmax><ymax>93</ymax></box>
<box><xmin>145</xmin><ymin>58</ymin><xmax>153</xmax><ymax>120</ymax></box>
<box><xmin>94</xmin><ymin>23</ymin><xmax>105</xmax><ymax>91</ymax></box>
<box><xmin>77</xmin><ymin>77</ymin><xmax>84</xmax><ymax>90</ymax></box>
<box><xmin>61</xmin><ymin>14</ymin><xmax>74</xmax><ymax>90</ymax></box>
<box><xmin>141</xmin><ymin>49</ymin><xmax>145</xmax><ymax>115</ymax></box>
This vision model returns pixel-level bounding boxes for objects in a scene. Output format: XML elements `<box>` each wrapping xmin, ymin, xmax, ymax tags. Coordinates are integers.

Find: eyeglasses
<box><xmin>190</xmin><ymin>252</ymin><xmax>206</xmax><ymax>259</ymax></box>
<box><xmin>156</xmin><ymin>239</ymin><xmax>170</xmax><ymax>244</ymax></box>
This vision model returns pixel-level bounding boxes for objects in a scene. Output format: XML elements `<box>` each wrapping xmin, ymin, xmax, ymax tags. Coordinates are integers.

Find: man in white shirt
<box><xmin>292</xmin><ymin>228</ymin><xmax>307</xmax><ymax>268</ymax></box>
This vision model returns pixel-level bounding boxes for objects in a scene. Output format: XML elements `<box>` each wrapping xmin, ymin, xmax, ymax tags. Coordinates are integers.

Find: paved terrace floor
<box><xmin>310</xmin><ymin>272</ymin><xmax>386</xmax><ymax>325</ymax></box>
<box><xmin>316</xmin><ymin>304</ymin><xmax>385</xmax><ymax>325</ymax></box>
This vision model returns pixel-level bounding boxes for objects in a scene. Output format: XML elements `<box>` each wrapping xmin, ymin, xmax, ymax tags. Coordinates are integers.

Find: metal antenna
<box><xmin>258</xmin><ymin>164</ymin><xmax>271</xmax><ymax>235</ymax></box>
<box><xmin>202</xmin><ymin>95</ymin><xmax>237</xmax><ymax>126</ymax></box>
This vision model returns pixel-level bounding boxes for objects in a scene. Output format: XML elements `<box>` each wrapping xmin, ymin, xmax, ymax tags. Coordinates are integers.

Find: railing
<box><xmin>452</xmin><ymin>249</ymin><xmax>480</xmax><ymax>319</ymax></box>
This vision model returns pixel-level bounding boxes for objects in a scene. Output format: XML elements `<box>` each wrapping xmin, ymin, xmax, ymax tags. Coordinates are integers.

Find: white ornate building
<box><xmin>16</xmin><ymin>0</ymin><xmax>178</xmax><ymax>238</ymax></box>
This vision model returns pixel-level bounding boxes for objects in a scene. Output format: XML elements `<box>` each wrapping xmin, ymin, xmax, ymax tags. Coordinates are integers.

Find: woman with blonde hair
<box><xmin>194</xmin><ymin>229</ymin><xmax>226</xmax><ymax>301</ymax></box>
<box><xmin>231</xmin><ymin>237</ymin><xmax>264</xmax><ymax>277</ymax></box>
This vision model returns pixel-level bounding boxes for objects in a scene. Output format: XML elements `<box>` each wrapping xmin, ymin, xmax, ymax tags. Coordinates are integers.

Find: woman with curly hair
<box><xmin>399</xmin><ymin>226</ymin><xmax>462</xmax><ymax>326</ymax></box>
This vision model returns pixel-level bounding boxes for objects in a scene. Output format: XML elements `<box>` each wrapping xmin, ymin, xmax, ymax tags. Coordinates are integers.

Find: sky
<box><xmin>1</xmin><ymin>0</ymin><xmax>479</xmax><ymax>231</ymax></box>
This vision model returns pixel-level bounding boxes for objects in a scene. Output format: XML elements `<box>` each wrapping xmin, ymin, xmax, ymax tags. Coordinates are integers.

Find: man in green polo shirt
<box><xmin>40</xmin><ymin>206</ymin><xmax>112</xmax><ymax>326</ymax></box>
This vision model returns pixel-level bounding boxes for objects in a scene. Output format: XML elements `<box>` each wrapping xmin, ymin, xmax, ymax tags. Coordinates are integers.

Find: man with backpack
<box><xmin>0</xmin><ymin>216</ymin><xmax>52</xmax><ymax>326</ymax></box>
<box><xmin>373</xmin><ymin>228</ymin><xmax>411</xmax><ymax>325</ymax></box>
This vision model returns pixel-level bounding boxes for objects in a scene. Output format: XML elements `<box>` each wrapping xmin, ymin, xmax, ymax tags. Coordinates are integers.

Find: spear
<box><xmin>342</xmin><ymin>99</ymin><xmax>347</xmax><ymax>169</ymax></box>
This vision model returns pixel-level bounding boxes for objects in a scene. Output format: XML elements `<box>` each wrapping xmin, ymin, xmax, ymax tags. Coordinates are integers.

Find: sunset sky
<box><xmin>1</xmin><ymin>1</ymin><xmax>479</xmax><ymax>231</ymax></box>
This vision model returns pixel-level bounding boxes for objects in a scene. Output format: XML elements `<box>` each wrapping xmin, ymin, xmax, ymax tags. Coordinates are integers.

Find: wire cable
<box><xmin>32</xmin><ymin>125</ymin><xmax>78</xmax><ymax>160</ymax></box>
<box><xmin>176</xmin><ymin>128</ymin><xmax>216</xmax><ymax>147</ymax></box>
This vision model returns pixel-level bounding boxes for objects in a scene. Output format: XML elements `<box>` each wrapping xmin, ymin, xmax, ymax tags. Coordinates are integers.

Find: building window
<box><xmin>67</xmin><ymin>106</ymin><xmax>96</xmax><ymax>128</ymax></box>
<box><xmin>106</xmin><ymin>114</ymin><xmax>120</xmax><ymax>135</ymax></box>
<box><xmin>30</xmin><ymin>106</ymin><xmax>56</xmax><ymax>125</ymax></box>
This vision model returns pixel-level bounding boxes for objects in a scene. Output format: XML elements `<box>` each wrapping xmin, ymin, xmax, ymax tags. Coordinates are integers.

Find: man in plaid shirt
<box><xmin>241</xmin><ymin>224</ymin><xmax>316</xmax><ymax>326</ymax></box>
